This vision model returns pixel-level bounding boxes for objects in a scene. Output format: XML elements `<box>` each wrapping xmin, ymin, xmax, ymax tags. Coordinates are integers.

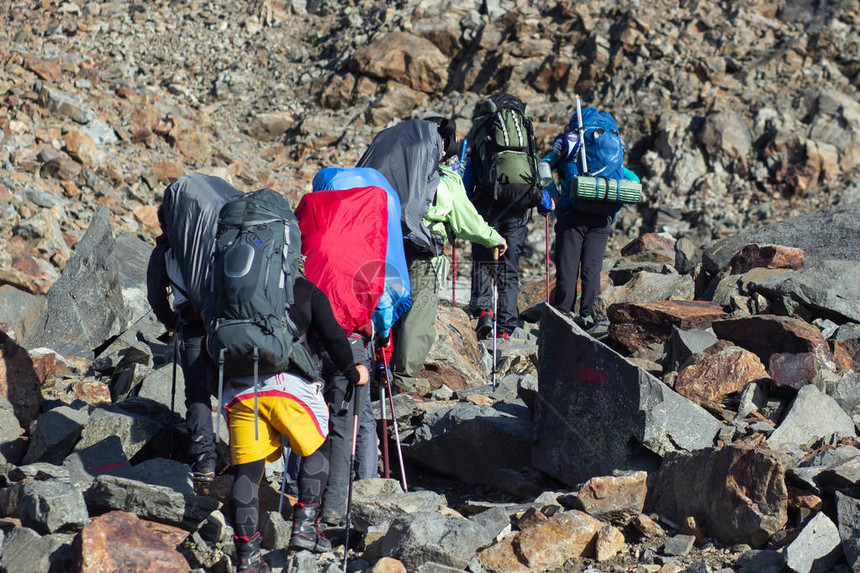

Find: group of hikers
<box><xmin>146</xmin><ymin>93</ymin><xmax>641</xmax><ymax>572</ymax></box>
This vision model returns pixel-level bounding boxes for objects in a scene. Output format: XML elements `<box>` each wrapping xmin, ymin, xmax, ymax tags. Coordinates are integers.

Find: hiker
<box><xmin>224</xmin><ymin>274</ymin><xmax>370</xmax><ymax>571</ymax></box>
<box><xmin>301</xmin><ymin>169</ymin><xmax>412</xmax><ymax>523</ymax></box>
<box><xmin>358</xmin><ymin>117</ymin><xmax>507</xmax><ymax>394</ymax></box>
<box><xmin>543</xmin><ymin>106</ymin><xmax>640</xmax><ymax>329</ymax></box>
<box><xmin>146</xmin><ymin>174</ymin><xmax>239</xmax><ymax>485</ymax></box>
<box><xmin>464</xmin><ymin>93</ymin><xmax>548</xmax><ymax>340</ymax></box>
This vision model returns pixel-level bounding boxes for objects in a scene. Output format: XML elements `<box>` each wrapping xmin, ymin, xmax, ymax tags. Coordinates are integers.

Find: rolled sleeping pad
<box><xmin>570</xmin><ymin>175</ymin><xmax>642</xmax><ymax>204</ymax></box>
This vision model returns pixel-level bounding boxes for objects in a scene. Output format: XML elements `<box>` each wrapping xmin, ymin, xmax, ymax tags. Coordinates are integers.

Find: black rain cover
<box><xmin>161</xmin><ymin>173</ymin><xmax>240</xmax><ymax>312</ymax></box>
<box><xmin>357</xmin><ymin>119</ymin><xmax>443</xmax><ymax>256</ymax></box>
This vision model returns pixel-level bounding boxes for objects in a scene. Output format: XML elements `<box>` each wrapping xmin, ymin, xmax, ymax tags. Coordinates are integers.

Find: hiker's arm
<box><xmin>441</xmin><ymin>173</ymin><xmax>503</xmax><ymax>248</ymax></box>
<box><xmin>145</xmin><ymin>240</ymin><xmax>177</xmax><ymax>332</ymax></box>
<box><xmin>307</xmin><ymin>283</ymin><xmax>361</xmax><ymax>385</ymax></box>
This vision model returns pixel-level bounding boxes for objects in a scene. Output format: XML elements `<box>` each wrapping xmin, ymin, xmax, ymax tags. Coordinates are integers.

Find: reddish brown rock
<box><xmin>371</xmin><ymin>557</ymin><xmax>408</xmax><ymax>573</ymax></box>
<box><xmin>246</xmin><ymin>111</ymin><xmax>296</xmax><ymax>141</ymax></box>
<box><xmin>478</xmin><ymin>537</ymin><xmax>528</xmax><ymax>573</ymax></box>
<box><xmin>574</xmin><ymin>471</ymin><xmax>647</xmax><ymax>524</ymax></box>
<box><xmin>30</xmin><ymin>349</ymin><xmax>73</xmax><ymax>386</ymax></box>
<box><xmin>608</xmin><ymin>300</ymin><xmax>726</xmax><ymax>354</ymax></box>
<box><xmin>0</xmin><ymin>331</ymin><xmax>42</xmax><ymax>425</ymax></box>
<box><xmin>632</xmin><ymin>514</ymin><xmax>665</xmax><ymax>538</ymax></box>
<box><xmin>64</xmin><ymin>129</ymin><xmax>98</xmax><ymax>166</ymax></box>
<box><xmin>0</xmin><ymin>267</ymin><xmax>53</xmax><ymax>295</ymax></box>
<box><xmin>515</xmin><ymin>510</ymin><xmax>603</xmax><ymax>569</ymax></box>
<box><xmin>711</xmin><ymin>315</ymin><xmax>834</xmax><ymax>370</ymax></box>
<box><xmin>787</xmin><ymin>487</ymin><xmax>822</xmax><ymax>511</ymax></box>
<box><xmin>55</xmin><ymin>378</ymin><xmax>111</xmax><ymax>407</ymax></box>
<box><xmin>72</xmin><ymin>511</ymin><xmax>191</xmax><ymax>573</ymax></box>
<box><xmin>134</xmin><ymin>205</ymin><xmax>161</xmax><ymax>237</ymax></box>
<box><xmin>170</xmin><ymin>128</ymin><xmax>210</xmax><ymax>163</ymax></box>
<box><xmin>351</xmin><ymin>32</ymin><xmax>449</xmax><ymax>93</ymax></box>
<box><xmin>517</xmin><ymin>506</ymin><xmax>548</xmax><ymax>530</ymax></box>
<box><xmin>649</xmin><ymin>444</ymin><xmax>789</xmax><ymax>546</ymax></box>
<box><xmin>620</xmin><ymin>233</ymin><xmax>677</xmax><ymax>258</ymax></box>
<box><xmin>24</xmin><ymin>56</ymin><xmax>62</xmax><ymax>81</ymax></box>
<box><xmin>680</xmin><ymin>516</ymin><xmax>706</xmax><ymax>545</ymax></box>
<box><xmin>595</xmin><ymin>524</ymin><xmax>625</xmax><ymax>562</ymax></box>
<box><xmin>674</xmin><ymin>341</ymin><xmax>769</xmax><ymax>405</ymax></box>
<box><xmin>769</xmin><ymin>352</ymin><xmax>822</xmax><ymax>392</ymax></box>
<box><xmin>149</xmin><ymin>162</ymin><xmax>185</xmax><ymax>185</ymax></box>
<box><xmin>832</xmin><ymin>329</ymin><xmax>860</xmax><ymax>372</ymax></box>
<box><xmin>728</xmin><ymin>244</ymin><xmax>806</xmax><ymax>275</ymax></box>
<box><xmin>40</xmin><ymin>155</ymin><xmax>82</xmax><ymax>180</ymax></box>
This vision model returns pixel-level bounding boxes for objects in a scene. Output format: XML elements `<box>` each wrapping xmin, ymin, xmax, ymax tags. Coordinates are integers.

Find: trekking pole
<box><xmin>545</xmin><ymin>214</ymin><xmax>551</xmax><ymax>303</ymax></box>
<box><xmin>215</xmin><ymin>349</ymin><xmax>225</xmax><ymax>446</ymax></box>
<box><xmin>381</xmin><ymin>350</ymin><xmax>407</xmax><ymax>491</ymax></box>
<box><xmin>380</xmin><ymin>380</ymin><xmax>390</xmax><ymax>479</ymax></box>
<box><xmin>492</xmin><ymin>247</ymin><xmax>499</xmax><ymax>391</ymax></box>
<box><xmin>168</xmin><ymin>332</ymin><xmax>178</xmax><ymax>457</ymax></box>
<box><xmin>278</xmin><ymin>437</ymin><xmax>288</xmax><ymax>515</ymax></box>
<box><xmin>451</xmin><ymin>239</ymin><xmax>456</xmax><ymax>307</ymax></box>
<box><xmin>575</xmin><ymin>95</ymin><xmax>589</xmax><ymax>175</ymax></box>
<box><xmin>342</xmin><ymin>384</ymin><xmax>360</xmax><ymax>573</ymax></box>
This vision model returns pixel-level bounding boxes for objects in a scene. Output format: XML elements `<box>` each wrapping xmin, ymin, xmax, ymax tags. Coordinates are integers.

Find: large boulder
<box><xmin>767</xmin><ymin>385</ymin><xmax>856</xmax><ymax>451</ymax></box>
<box><xmin>72</xmin><ymin>511</ymin><xmax>191</xmax><ymax>573</ymax></box>
<box><xmin>22</xmin><ymin>207</ymin><xmax>129</xmax><ymax>357</ymax></box>
<box><xmin>420</xmin><ymin>306</ymin><xmax>487</xmax><ymax>393</ymax></box>
<box><xmin>351</xmin><ymin>32</ymin><xmax>450</xmax><ymax>93</ymax></box>
<box><xmin>647</xmin><ymin>444</ymin><xmax>789</xmax><ymax>547</ymax></box>
<box><xmin>403</xmin><ymin>402</ymin><xmax>532</xmax><ymax>485</ymax></box>
<box><xmin>533</xmin><ymin>307</ymin><xmax>722</xmax><ymax>487</ymax></box>
<box><xmin>702</xmin><ymin>202</ymin><xmax>860</xmax><ymax>322</ymax></box>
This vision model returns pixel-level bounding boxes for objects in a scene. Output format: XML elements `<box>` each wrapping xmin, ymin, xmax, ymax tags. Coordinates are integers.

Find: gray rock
<box><xmin>464</xmin><ymin>506</ymin><xmax>510</xmax><ymax>543</ymax></box>
<box><xmin>260</xmin><ymin>510</ymin><xmax>289</xmax><ymax>550</ymax></box>
<box><xmin>114</xmin><ymin>232</ymin><xmax>157</xmax><ymax>325</ymax></box>
<box><xmin>415</xmin><ymin>563</ymin><xmax>465</xmax><ymax>573</ymax></box>
<box><xmin>74</xmin><ymin>405</ymin><xmax>163</xmax><ymax>462</ymax></box>
<box><xmin>735</xmin><ymin>549</ymin><xmax>786</xmax><ymax>573</ymax></box>
<box><xmin>516</xmin><ymin>374</ymin><xmax>539</xmax><ymax>412</ymax></box>
<box><xmin>666</xmin><ymin>327</ymin><xmax>719</xmax><ymax>372</ymax></box>
<box><xmin>403</xmin><ymin>401</ymin><xmax>532</xmax><ymax>484</ymax></box>
<box><xmin>783</xmin><ymin>511</ymin><xmax>841</xmax><ymax>573</ymax></box>
<box><xmin>0</xmin><ymin>395</ymin><xmax>25</xmax><ymax>465</ymax></box>
<box><xmin>84</xmin><ymin>474</ymin><xmax>220</xmax><ymax>530</ymax></box>
<box><xmin>80</xmin><ymin>118</ymin><xmax>118</xmax><ymax>145</ymax></box>
<box><xmin>663</xmin><ymin>534</ymin><xmax>696</xmax><ymax>556</ymax></box>
<box><xmin>675</xmin><ymin>236</ymin><xmax>700</xmax><ymax>275</ymax></box>
<box><xmin>350</xmin><ymin>478</ymin><xmax>446</xmax><ymax>534</ymax></box>
<box><xmin>768</xmin><ymin>385</ymin><xmax>856</xmax><ymax>452</ymax></box>
<box><xmin>64</xmin><ymin>434</ymin><xmax>135</xmax><ymax>487</ymax></box>
<box><xmin>829</xmin><ymin>372</ymin><xmax>860</xmax><ymax>419</ymax></box>
<box><xmin>132</xmin><ymin>458</ymin><xmax>193</xmax><ymax>495</ymax></box>
<box><xmin>19</xmin><ymin>481</ymin><xmax>88</xmax><ymax>534</ymax></box>
<box><xmin>8</xmin><ymin>463</ymin><xmax>70</xmax><ymax>484</ymax></box>
<box><xmin>36</xmin><ymin>82</ymin><xmax>95</xmax><ymax>124</ymax></box>
<box><xmin>0</xmin><ymin>527</ymin><xmax>73</xmax><ymax>573</ymax></box>
<box><xmin>534</xmin><ymin>306</ymin><xmax>722</xmax><ymax>487</ymax></box>
<box><xmin>21</xmin><ymin>406</ymin><xmax>89</xmax><ymax>465</ymax></box>
<box><xmin>0</xmin><ymin>285</ymin><xmax>46</xmax><ymax>342</ymax></box>
<box><xmin>738</xmin><ymin>382</ymin><xmax>768</xmax><ymax>418</ymax></box>
<box><xmin>380</xmin><ymin>511</ymin><xmax>497</xmax><ymax>570</ymax></box>
<box><xmin>22</xmin><ymin>207</ymin><xmax>129</xmax><ymax>356</ymax></box>
<box><xmin>836</xmin><ymin>491</ymin><xmax>860</xmax><ymax>571</ymax></box>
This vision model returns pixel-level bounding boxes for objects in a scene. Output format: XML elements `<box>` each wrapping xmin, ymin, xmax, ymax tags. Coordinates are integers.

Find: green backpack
<box><xmin>468</xmin><ymin>93</ymin><xmax>543</xmax><ymax>210</ymax></box>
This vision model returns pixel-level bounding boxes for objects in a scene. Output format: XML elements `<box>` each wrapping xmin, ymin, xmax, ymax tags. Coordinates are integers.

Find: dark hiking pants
<box><xmin>553</xmin><ymin>210</ymin><xmax>612</xmax><ymax>318</ymax></box>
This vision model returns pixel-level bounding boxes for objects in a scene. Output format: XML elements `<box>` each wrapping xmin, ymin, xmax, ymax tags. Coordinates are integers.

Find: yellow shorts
<box><xmin>227</xmin><ymin>388</ymin><xmax>328</xmax><ymax>466</ymax></box>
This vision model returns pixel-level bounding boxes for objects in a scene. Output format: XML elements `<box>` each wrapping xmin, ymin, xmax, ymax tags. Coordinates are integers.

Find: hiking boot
<box><xmin>289</xmin><ymin>503</ymin><xmax>332</xmax><ymax>553</ymax></box>
<box><xmin>476</xmin><ymin>311</ymin><xmax>494</xmax><ymax>339</ymax></box>
<box><xmin>573</xmin><ymin>314</ymin><xmax>595</xmax><ymax>330</ymax></box>
<box><xmin>235</xmin><ymin>532</ymin><xmax>270</xmax><ymax>573</ymax></box>
<box><xmin>319</xmin><ymin>507</ymin><xmax>345</xmax><ymax>527</ymax></box>
<box><xmin>496</xmin><ymin>331</ymin><xmax>511</xmax><ymax>341</ymax></box>
<box><xmin>192</xmin><ymin>457</ymin><xmax>216</xmax><ymax>490</ymax></box>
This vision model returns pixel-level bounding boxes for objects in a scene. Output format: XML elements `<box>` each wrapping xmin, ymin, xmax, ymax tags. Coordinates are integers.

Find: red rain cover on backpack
<box><xmin>295</xmin><ymin>186</ymin><xmax>389</xmax><ymax>334</ymax></box>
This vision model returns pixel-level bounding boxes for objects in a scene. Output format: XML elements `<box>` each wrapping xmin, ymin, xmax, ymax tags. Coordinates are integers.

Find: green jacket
<box><xmin>425</xmin><ymin>165</ymin><xmax>502</xmax><ymax>248</ymax></box>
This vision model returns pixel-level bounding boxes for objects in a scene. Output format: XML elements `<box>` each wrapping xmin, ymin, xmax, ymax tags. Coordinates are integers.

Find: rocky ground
<box><xmin>1</xmin><ymin>0</ymin><xmax>860</xmax><ymax>572</ymax></box>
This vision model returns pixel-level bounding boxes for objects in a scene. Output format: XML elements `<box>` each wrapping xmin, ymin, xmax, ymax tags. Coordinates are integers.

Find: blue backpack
<box><xmin>558</xmin><ymin>107</ymin><xmax>626</xmax><ymax>217</ymax></box>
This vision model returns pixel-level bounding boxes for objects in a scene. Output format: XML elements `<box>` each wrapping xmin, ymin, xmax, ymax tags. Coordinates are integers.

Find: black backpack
<box><xmin>468</xmin><ymin>93</ymin><xmax>543</xmax><ymax>210</ymax></box>
<box><xmin>160</xmin><ymin>173</ymin><xmax>240</xmax><ymax>313</ymax></box>
<box><xmin>204</xmin><ymin>188</ymin><xmax>320</xmax><ymax>381</ymax></box>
